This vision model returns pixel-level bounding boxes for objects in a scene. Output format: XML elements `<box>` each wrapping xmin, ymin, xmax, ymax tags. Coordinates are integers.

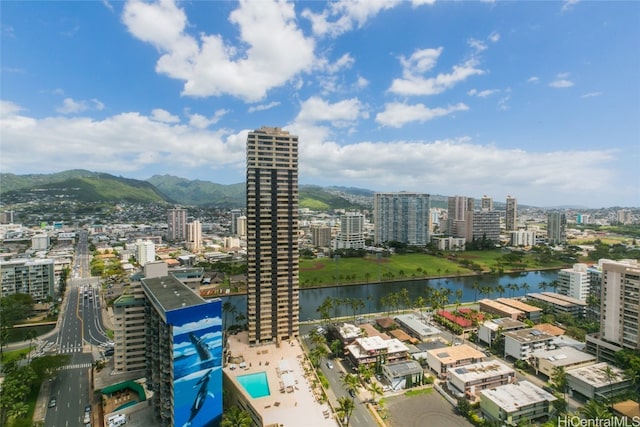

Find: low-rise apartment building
<box><xmin>530</xmin><ymin>347</ymin><xmax>596</xmax><ymax>378</ymax></box>
<box><xmin>503</xmin><ymin>329</ymin><xmax>555</xmax><ymax>361</ymax></box>
<box><xmin>566</xmin><ymin>362</ymin><xmax>634</xmax><ymax>401</ymax></box>
<box><xmin>426</xmin><ymin>344</ymin><xmax>486</xmax><ymax>378</ymax></box>
<box><xmin>477</xmin><ymin>318</ymin><xmax>528</xmax><ymax>346</ymax></box>
<box><xmin>447</xmin><ymin>360</ymin><xmax>515</xmax><ymax>401</ymax></box>
<box><xmin>479</xmin><ymin>381</ymin><xmax>556</xmax><ymax>426</ymax></box>
<box><xmin>345</xmin><ymin>336</ymin><xmax>409</xmax><ymax>368</ymax></box>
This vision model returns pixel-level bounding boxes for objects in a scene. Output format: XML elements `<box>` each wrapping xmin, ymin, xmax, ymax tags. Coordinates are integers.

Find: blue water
<box><xmin>237</xmin><ymin>372</ymin><xmax>270</xmax><ymax>398</ymax></box>
<box><xmin>222</xmin><ymin>270</ymin><xmax>559</xmax><ymax>323</ymax></box>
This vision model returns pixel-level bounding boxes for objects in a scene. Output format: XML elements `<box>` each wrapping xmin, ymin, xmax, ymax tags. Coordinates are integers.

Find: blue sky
<box><xmin>1</xmin><ymin>0</ymin><xmax>638</xmax><ymax>208</ymax></box>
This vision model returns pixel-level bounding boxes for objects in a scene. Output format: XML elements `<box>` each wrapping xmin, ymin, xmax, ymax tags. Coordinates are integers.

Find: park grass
<box><xmin>1</xmin><ymin>347</ymin><xmax>30</xmax><ymax>365</ymax></box>
<box><xmin>404</xmin><ymin>387</ymin><xmax>433</xmax><ymax>397</ymax></box>
<box><xmin>299</xmin><ymin>251</ymin><xmax>565</xmax><ymax>287</ymax></box>
<box><xmin>299</xmin><ymin>253</ymin><xmax>475</xmax><ymax>287</ymax></box>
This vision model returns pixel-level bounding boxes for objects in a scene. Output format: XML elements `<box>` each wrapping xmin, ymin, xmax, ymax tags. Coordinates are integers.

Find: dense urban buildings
<box><xmin>246</xmin><ymin>126</ymin><xmax>300</xmax><ymax>345</ymax></box>
<box><xmin>142</xmin><ymin>275</ymin><xmax>223</xmax><ymax>427</ymax></box>
<box><xmin>373</xmin><ymin>192</ymin><xmax>431</xmax><ymax>246</ymax></box>
<box><xmin>167</xmin><ymin>208</ymin><xmax>187</xmax><ymax>242</ymax></box>
<box><xmin>481</xmin><ymin>195</ymin><xmax>493</xmax><ymax>211</ymax></box>
<box><xmin>447</xmin><ymin>195</ymin><xmax>474</xmax><ymax>238</ymax></box>
<box><xmin>505</xmin><ymin>196</ymin><xmax>517</xmax><ymax>232</ymax></box>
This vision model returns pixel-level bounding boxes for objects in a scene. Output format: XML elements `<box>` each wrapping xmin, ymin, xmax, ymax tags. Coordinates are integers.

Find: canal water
<box><xmin>221</xmin><ymin>270</ymin><xmax>559</xmax><ymax>322</ymax></box>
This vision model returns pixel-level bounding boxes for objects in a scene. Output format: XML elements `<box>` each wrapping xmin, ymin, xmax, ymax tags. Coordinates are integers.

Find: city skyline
<box><xmin>1</xmin><ymin>0</ymin><xmax>639</xmax><ymax>208</ymax></box>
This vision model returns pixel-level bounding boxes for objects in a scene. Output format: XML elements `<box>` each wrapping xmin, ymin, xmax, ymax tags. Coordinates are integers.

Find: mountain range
<box><xmin>1</xmin><ymin>170</ymin><xmax>422</xmax><ymax>210</ymax></box>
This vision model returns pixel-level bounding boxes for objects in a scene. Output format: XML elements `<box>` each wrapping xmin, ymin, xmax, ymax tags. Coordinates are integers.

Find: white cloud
<box><xmin>102</xmin><ymin>0</ymin><xmax>114</xmax><ymax>12</ymax></box>
<box><xmin>1</xmin><ymin>103</ymin><xmax>628</xmax><ymax>207</ymax></box>
<box><xmin>298</xmin><ymin>136</ymin><xmax>619</xmax><ymax>206</ymax></box>
<box><xmin>56</xmin><ymin>97</ymin><xmax>105</xmax><ymax>114</ymax></box>
<box><xmin>400</xmin><ymin>48</ymin><xmax>443</xmax><ymax>75</ymax></box>
<box><xmin>562</xmin><ymin>0</ymin><xmax>579</xmax><ymax>12</ymax></box>
<box><xmin>549</xmin><ymin>72</ymin><xmax>574</xmax><ymax>88</ymax></box>
<box><xmin>0</xmin><ymin>100</ymin><xmax>25</xmax><ymax>117</ymax></box>
<box><xmin>468</xmin><ymin>38</ymin><xmax>487</xmax><ymax>52</ymax></box>
<box><xmin>188</xmin><ymin>110</ymin><xmax>228</xmax><ymax>129</ymax></box>
<box><xmin>151</xmin><ymin>108</ymin><xmax>180</xmax><ymax>123</ymax></box>
<box><xmin>468</xmin><ymin>88</ymin><xmax>499</xmax><ymax>98</ymax></box>
<box><xmin>356</xmin><ymin>76</ymin><xmax>369</xmax><ymax>88</ymax></box>
<box><xmin>376</xmin><ymin>102</ymin><xmax>469</xmax><ymax>127</ymax></box>
<box><xmin>0</xmin><ymin>106</ymin><xmax>246</xmax><ymax>175</ymax></box>
<box><xmin>581</xmin><ymin>92</ymin><xmax>602</xmax><ymax>98</ymax></box>
<box><xmin>412</xmin><ymin>0</ymin><xmax>436</xmax><ymax>5</ymax></box>
<box><xmin>527</xmin><ymin>76</ymin><xmax>539</xmax><ymax>83</ymax></box>
<box><xmin>122</xmin><ymin>0</ymin><xmax>315</xmax><ymax>102</ymax></box>
<box><xmin>488</xmin><ymin>31</ymin><xmax>500</xmax><ymax>43</ymax></box>
<box><xmin>301</xmin><ymin>0</ymin><xmax>401</xmax><ymax>38</ymax></box>
<box><xmin>294</xmin><ymin>96</ymin><xmax>367</xmax><ymax>126</ymax></box>
<box><xmin>389</xmin><ymin>57</ymin><xmax>484</xmax><ymax>96</ymax></box>
<box><xmin>248</xmin><ymin>102</ymin><xmax>280</xmax><ymax>113</ymax></box>
<box><xmin>497</xmin><ymin>95</ymin><xmax>510</xmax><ymax>111</ymax></box>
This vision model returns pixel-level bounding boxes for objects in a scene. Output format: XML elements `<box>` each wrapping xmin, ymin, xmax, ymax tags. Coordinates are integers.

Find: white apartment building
<box><xmin>480</xmin><ymin>381</ymin><xmax>556</xmax><ymax>426</ymax></box>
<box><xmin>503</xmin><ymin>329</ymin><xmax>555</xmax><ymax>361</ymax></box>
<box><xmin>509</xmin><ymin>230</ymin><xmax>536</xmax><ymax>247</ymax></box>
<box><xmin>31</xmin><ymin>234</ymin><xmax>50</xmax><ymax>251</ymax></box>
<box><xmin>373</xmin><ymin>192</ymin><xmax>431</xmax><ymax>246</ymax></box>
<box><xmin>187</xmin><ymin>220</ymin><xmax>202</xmax><ymax>251</ymax></box>
<box><xmin>333</xmin><ymin>213</ymin><xmax>365</xmax><ymax>250</ymax></box>
<box><xmin>135</xmin><ymin>240</ymin><xmax>156</xmax><ymax>266</ymax></box>
<box><xmin>557</xmin><ymin>263</ymin><xmax>590</xmax><ymax>301</ymax></box>
<box><xmin>0</xmin><ymin>258</ymin><xmax>55</xmax><ymax>301</ymax></box>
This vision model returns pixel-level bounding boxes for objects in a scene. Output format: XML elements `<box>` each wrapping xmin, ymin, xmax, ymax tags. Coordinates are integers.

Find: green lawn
<box><xmin>299</xmin><ymin>251</ymin><xmax>565</xmax><ymax>287</ymax></box>
<box><xmin>1</xmin><ymin>347</ymin><xmax>30</xmax><ymax>364</ymax></box>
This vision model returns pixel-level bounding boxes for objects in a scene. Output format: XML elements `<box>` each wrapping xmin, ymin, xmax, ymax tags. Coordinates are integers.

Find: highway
<box><xmin>43</xmin><ymin>229</ymin><xmax>108</xmax><ymax>427</ymax></box>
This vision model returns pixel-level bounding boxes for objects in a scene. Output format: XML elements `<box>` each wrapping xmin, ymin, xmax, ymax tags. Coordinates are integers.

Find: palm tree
<box><xmin>336</xmin><ymin>396</ymin><xmax>355</xmax><ymax>425</ymax></box>
<box><xmin>222</xmin><ymin>301</ymin><xmax>235</xmax><ymax>330</ymax></box>
<box><xmin>538</xmin><ymin>281</ymin><xmax>548</xmax><ymax>292</ymax></box>
<box><xmin>25</xmin><ymin>329</ymin><xmax>38</xmax><ymax>363</ymax></box>
<box><xmin>496</xmin><ymin>284</ymin><xmax>506</xmax><ymax>298</ymax></box>
<box><xmin>520</xmin><ymin>282</ymin><xmax>529</xmax><ymax>295</ymax></box>
<box><xmin>472</xmin><ymin>281</ymin><xmax>480</xmax><ymax>302</ymax></box>
<box><xmin>551</xmin><ymin>366</ymin><xmax>567</xmax><ymax>400</ymax></box>
<box><xmin>368</xmin><ymin>382</ymin><xmax>384</xmax><ymax>404</ymax></box>
<box><xmin>221</xmin><ymin>406</ymin><xmax>252</xmax><ymax>427</ymax></box>
<box><xmin>342</xmin><ymin>373</ymin><xmax>361</xmax><ymax>401</ymax></box>
<box><xmin>454</xmin><ymin>288</ymin><xmax>463</xmax><ymax>312</ymax></box>
<box><xmin>579</xmin><ymin>399</ymin><xmax>611</xmax><ymax>420</ymax></box>
<box><xmin>601</xmin><ymin>365</ymin><xmax>618</xmax><ymax>402</ymax></box>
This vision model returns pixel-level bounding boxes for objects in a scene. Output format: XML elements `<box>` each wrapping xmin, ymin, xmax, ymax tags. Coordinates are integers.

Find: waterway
<box><xmin>221</xmin><ymin>270</ymin><xmax>559</xmax><ymax>323</ymax></box>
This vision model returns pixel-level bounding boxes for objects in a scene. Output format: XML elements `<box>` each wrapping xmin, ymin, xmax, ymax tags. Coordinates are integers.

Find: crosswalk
<box><xmin>58</xmin><ymin>345</ymin><xmax>83</xmax><ymax>354</ymax></box>
<box><xmin>60</xmin><ymin>362</ymin><xmax>93</xmax><ymax>370</ymax></box>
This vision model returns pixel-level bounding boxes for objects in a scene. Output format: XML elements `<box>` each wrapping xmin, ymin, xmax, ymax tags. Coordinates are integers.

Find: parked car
<box><xmin>326</xmin><ymin>361</ymin><xmax>333</xmax><ymax>369</ymax></box>
<box><xmin>85</xmin><ymin>405</ymin><xmax>92</xmax><ymax>413</ymax></box>
<box><xmin>48</xmin><ymin>398</ymin><xmax>56</xmax><ymax>408</ymax></box>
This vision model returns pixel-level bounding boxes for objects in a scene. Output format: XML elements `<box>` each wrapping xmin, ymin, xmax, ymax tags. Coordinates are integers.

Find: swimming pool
<box><xmin>237</xmin><ymin>372</ymin><xmax>270</xmax><ymax>398</ymax></box>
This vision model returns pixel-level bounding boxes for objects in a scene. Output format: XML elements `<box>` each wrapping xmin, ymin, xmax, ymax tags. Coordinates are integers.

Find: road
<box><xmin>43</xmin><ymin>229</ymin><xmax>108</xmax><ymax>427</ymax></box>
<box><xmin>300</xmin><ymin>323</ymin><xmax>377</xmax><ymax>427</ymax></box>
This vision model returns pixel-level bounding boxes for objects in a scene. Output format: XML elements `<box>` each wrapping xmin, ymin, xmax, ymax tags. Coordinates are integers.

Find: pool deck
<box><xmin>225</xmin><ymin>332</ymin><xmax>337</xmax><ymax>426</ymax></box>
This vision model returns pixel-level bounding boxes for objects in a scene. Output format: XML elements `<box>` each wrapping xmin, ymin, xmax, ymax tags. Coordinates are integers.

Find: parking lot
<box><xmin>384</xmin><ymin>389</ymin><xmax>472</xmax><ymax>427</ymax></box>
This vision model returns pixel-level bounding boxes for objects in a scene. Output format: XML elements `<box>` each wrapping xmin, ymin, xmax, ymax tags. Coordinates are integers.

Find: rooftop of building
<box><xmin>141</xmin><ymin>275</ymin><xmax>207</xmax><ymax>313</ymax></box>
<box><xmin>496</xmin><ymin>297</ymin><xmax>543</xmax><ymax>313</ymax></box>
<box><xmin>224</xmin><ymin>331</ymin><xmax>334</xmax><ymax>427</ymax></box>
<box><xmin>478</xmin><ymin>299</ymin><xmax>523</xmax><ymax>316</ymax></box>
<box><xmin>394</xmin><ymin>313</ymin><xmax>441</xmax><ymax>337</ymax></box>
<box><xmin>334</xmin><ymin>323</ymin><xmax>362</xmax><ymax>340</ymax></box>
<box><xmin>427</xmin><ymin>344</ymin><xmax>486</xmax><ymax>364</ymax></box>
<box><xmin>383</xmin><ymin>359</ymin><xmax>423</xmax><ymax>376</ymax></box>
<box><xmin>449</xmin><ymin>360</ymin><xmax>514</xmax><ymax>382</ymax></box>
<box><xmin>503</xmin><ymin>328</ymin><xmax>555</xmax><ymax>343</ymax></box>
<box><xmin>359</xmin><ymin>323</ymin><xmax>389</xmax><ymax>340</ymax></box>
<box><xmin>532</xmin><ymin>323</ymin><xmax>565</xmax><ymax>336</ymax></box>
<box><xmin>354</xmin><ymin>336</ymin><xmax>408</xmax><ymax>353</ymax></box>
<box><xmin>479</xmin><ymin>381</ymin><xmax>556</xmax><ymax>412</ymax></box>
<box><xmin>612</xmin><ymin>400</ymin><xmax>640</xmax><ymax>419</ymax></box>
<box><xmin>526</xmin><ymin>292</ymin><xmax>586</xmax><ymax>307</ymax></box>
<box><xmin>532</xmin><ymin>346</ymin><xmax>596</xmax><ymax>366</ymax></box>
<box><xmin>112</xmin><ymin>293</ymin><xmax>144</xmax><ymax>307</ymax></box>
<box><xmin>567</xmin><ymin>362</ymin><xmax>627</xmax><ymax>387</ymax></box>
<box><xmin>482</xmin><ymin>317</ymin><xmax>528</xmax><ymax>331</ymax></box>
